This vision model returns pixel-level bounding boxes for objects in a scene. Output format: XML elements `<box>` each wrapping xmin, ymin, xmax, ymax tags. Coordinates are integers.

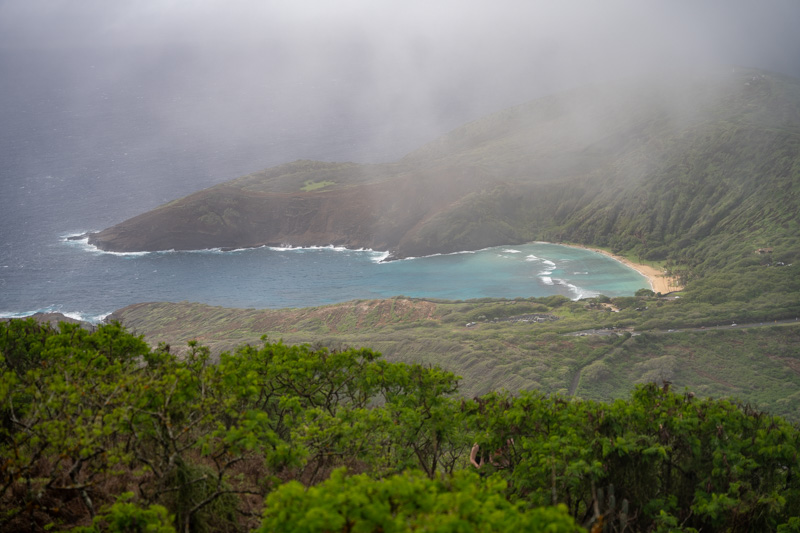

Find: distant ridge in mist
<box><xmin>89</xmin><ymin>69</ymin><xmax>800</xmax><ymax>276</ymax></box>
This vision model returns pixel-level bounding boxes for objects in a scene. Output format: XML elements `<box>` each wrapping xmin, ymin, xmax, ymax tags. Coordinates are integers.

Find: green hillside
<box><xmin>88</xmin><ymin>70</ymin><xmax>800</xmax><ymax>277</ymax></box>
<box><xmin>109</xmin><ymin>294</ymin><xmax>800</xmax><ymax>422</ymax></box>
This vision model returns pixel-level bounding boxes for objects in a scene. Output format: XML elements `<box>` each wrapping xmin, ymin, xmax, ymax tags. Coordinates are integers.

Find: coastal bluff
<box><xmin>89</xmin><ymin>70</ymin><xmax>800</xmax><ymax>262</ymax></box>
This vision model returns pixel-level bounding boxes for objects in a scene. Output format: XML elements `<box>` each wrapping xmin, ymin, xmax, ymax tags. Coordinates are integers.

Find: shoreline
<box><xmin>66</xmin><ymin>235</ymin><xmax>683</xmax><ymax>297</ymax></box>
<box><xmin>558</xmin><ymin>243</ymin><xmax>683</xmax><ymax>295</ymax></box>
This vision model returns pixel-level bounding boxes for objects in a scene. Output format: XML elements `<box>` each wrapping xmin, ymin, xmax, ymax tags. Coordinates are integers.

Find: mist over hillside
<box><xmin>4</xmin><ymin>1</ymin><xmax>800</xmax><ymax>237</ymax></box>
<box><xmin>88</xmin><ymin>69</ymin><xmax>800</xmax><ymax>281</ymax></box>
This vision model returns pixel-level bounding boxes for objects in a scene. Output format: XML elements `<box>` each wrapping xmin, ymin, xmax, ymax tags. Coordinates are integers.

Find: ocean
<box><xmin>0</xmin><ymin>50</ymin><xmax>647</xmax><ymax>323</ymax></box>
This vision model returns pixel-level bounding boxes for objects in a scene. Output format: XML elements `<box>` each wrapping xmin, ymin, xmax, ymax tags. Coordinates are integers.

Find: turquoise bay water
<box><xmin>1</xmin><ymin>239</ymin><xmax>648</xmax><ymax>323</ymax></box>
<box><xmin>0</xmin><ymin>51</ymin><xmax>648</xmax><ymax>325</ymax></box>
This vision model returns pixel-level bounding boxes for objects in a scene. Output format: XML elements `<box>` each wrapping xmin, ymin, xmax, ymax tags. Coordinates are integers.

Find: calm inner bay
<box><xmin>1</xmin><ymin>238</ymin><xmax>647</xmax><ymax>323</ymax></box>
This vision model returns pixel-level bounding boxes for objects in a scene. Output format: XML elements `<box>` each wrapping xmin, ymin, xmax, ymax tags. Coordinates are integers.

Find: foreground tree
<box><xmin>258</xmin><ymin>468</ymin><xmax>581</xmax><ymax>532</ymax></box>
<box><xmin>3</xmin><ymin>318</ymin><xmax>800</xmax><ymax>531</ymax></box>
<box><xmin>466</xmin><ymin>384</ymin><xmax>800</xmax><ymax>531</ymax></box>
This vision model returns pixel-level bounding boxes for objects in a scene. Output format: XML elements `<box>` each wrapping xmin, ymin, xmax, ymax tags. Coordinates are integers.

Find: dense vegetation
<box><xmin>112</xmin><ymin>291</ymin><xmax>800</xmax><ymax>421</ymax></box>
<box><xmin>3</xmin><ymin>319</ymin><xmax>800</xmax><ymax>532</ymax></box>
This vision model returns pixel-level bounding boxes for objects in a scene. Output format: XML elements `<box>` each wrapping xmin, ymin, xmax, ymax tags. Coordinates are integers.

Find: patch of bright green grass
<box><xmin>301</xmin><ymin>180</ymin><xmax>335</xmax><ymax>192</ymax></box>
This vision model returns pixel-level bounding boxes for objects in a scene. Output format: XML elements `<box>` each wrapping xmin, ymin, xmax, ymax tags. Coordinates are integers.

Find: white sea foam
<box><xmin>371</xmin><ymin>251</ymin><xmax>391</xmax><ymax>263</ymax></box>
<box><xmin>451</xmin><ymin>249</ymin><xmax>478</xmax><ymax>255</ymax></box>
<box><xmin>106</xmin><ymin>249</ymin><xmax>151</xmax><ymax>257</ymax></box>
<box><xmin>270</xmin><ymin>244</ymin><xmax>367</xmax><ymax>253</ymax></box>
<box><xmin>539</xmin><ymin>276</ymin><xmax>554</xmax><ymax>285</ymax></box>
<box><xmin>551</xmin><ymin>278</ymin><xmax>599</xmax><ymax>300</ymax></box>
<box><xmin>307</xmin><ymin>245</ymin><xmax>349</xmax><ymax>252</ymax></box>
<box><xmin>68</xmin><ymin>236</ymin><xmax>383</xmax><ymax>257</ymax></box>
<box><xmin>502</xmin><ymin>249</ymin><xmax>522</xmax><ymax>254</ymax></box>
<box><xmin>63</xmin><ymin>234</ymin><xmax>151</xmax><ymax>257</ymax></box>
<box><xmin>266</xmin><ymin>244</ymin><xmax>389</xmax><ymax>262</ymax></box>
<box><xmin>0</xmin><ymin>310</ymin><xmax>33</xmax><ymax>319</ymax></box>
<box><xmin>400</xmin><ymin>248</ymin><xmax>479</xmax><ymax>261</ymax></box>
<box><xmin>569</xmin><ymin>285</ymin><xmax>598</xmax><ymax>300</ymax></box>
<box><xmin>182</xmin><ymin>244</ymin><xmax>380</xmax><ymax>255</ymax></box>
<box><xmin>542</xmin><ymin>260</ymin><xmax>556</xmax><ymax>267</ymax></box>
<box><xmin>525</xmin><ymin>254</ymin><xmax>540</xmax><ymax>261</ymax></box>
<box><xmin>0</xmin><ymin>307</ymin><xmax>111</xmax><ymax>325</ymax></box>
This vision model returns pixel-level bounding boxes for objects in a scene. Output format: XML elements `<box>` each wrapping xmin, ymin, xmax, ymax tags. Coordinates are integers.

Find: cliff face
<box><xmin>89</xmin><ymin>70</ymin><xmax>800</xmax><ymax>260</ymax></box>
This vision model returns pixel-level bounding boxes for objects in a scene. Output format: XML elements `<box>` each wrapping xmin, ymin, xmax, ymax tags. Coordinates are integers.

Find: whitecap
<box><xmin>0</xmin><ymin>306</ymin><xmax>110</xmax><ymax>324</ymax></box>
<box><xmin>63</xmin><ymin>234</ymin><xmax>152</xmax><ymax>257</ymax></box>
<box><xmin>61</xmin><ymin>231</ymin><xmax>89</xmax><ymax>240</ymax></box>
<box><xmin>525</xmin><ymin>254</ymin><xmax>540</xmax><ymax>261</ymax></box>
<box><xmin>0</xmin><ymin>310</ymin><xmax>33</xmax><ymax>320</ymax></box>
<box><xmin>60</xmin><ymin>310</ymin><xmax>113</xmax><ymax>324</ymax></box>
<box><xmin>570</xmin><ymin>286</ymin><xmax>599</xmax><ymax>301</ymax></box>
<box><xmin>554</xmin><ymin>279</ymin><xmax>599</xmax><ymax>301</ymax></box>
<box><xmin>542</xmin><ymin>260</ymin><xmax>556</xmax><ymax>267</ymax></box>
<box><xmin>106</xmin><ymin>249</ymin><xmax>151</xmax><ymax>257</ymax></box>
<box><xmin>502</xmin><ymin>249</ymin><xmax>522</xmax><ymax>254</ymax></box>
<box><xmin>270</xmin><ymin>244</ymin><xmax>350</xmax><ymax>253</ymax></box>
<box><xmin>399</xmin><ymin>248</ymin><xmax>478</xmax><ymax>261</ymax></box>
<box><xmin>371</xmin><ymin>251</ymin><xmax>391</xmax><ymax>263</ymax></box>
<box><xmin>311</xmin><ymin>244</ymin><xmax>349</xmax><ymax>252</ymax></box>
<box><xmin>539</xmin><ymin>276</ymin><xmax>554</xmax><ymax>285</ymax></box>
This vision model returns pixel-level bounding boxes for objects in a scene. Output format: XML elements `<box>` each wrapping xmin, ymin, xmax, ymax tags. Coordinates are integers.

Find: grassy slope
<box><xmin>111</xmin><ymin>296</ymin><xmax>800</xmax><ymax>421</ymax></box>
<box><xmin>576</xmin><ymin>326</ymin><xmax>800</xmax><ymax>417</ymax></box>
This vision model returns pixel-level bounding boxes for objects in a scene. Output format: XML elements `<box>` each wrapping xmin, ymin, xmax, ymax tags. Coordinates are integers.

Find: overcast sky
<box><xmin>2</xmin><ymin>1</ymin><xmax>800</xmax><ymax>165</ymax></box>
<box><xmin>1</xmin><ymin>0</ymin><xmax>800</xmax><ymax>233</ymax></box>
<box><xmin>3</xmin><ymin>2</ymin><xmax>799</xmax><ymax>68</ymax></box>
<box><xmin>4</xmin><ymin>2</ymin><xmax>799</xmax><ymax>82</ymax></box>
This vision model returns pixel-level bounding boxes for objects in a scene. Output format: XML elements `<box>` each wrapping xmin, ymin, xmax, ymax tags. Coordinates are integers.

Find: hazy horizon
<box><xmin>3</xmin><ymin>1</ymin><xmax>800</xmax><ymax>177</ymax></box>
<box><xmin>2</xmin><ymin>0</ymin><xmax>800</xmax><ymax>243</ymax></box>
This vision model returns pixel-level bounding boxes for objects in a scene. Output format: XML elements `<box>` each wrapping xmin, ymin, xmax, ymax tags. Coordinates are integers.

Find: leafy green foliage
<box><xmin>467</xmin><ymin>384</ymin><xmax>800</xmax><ymax>531</ymax></box>
<box><xmin>3</xmin><ymin>319</ymin><xmax>800</xmax><ymax>532</ymax></box>
<box><xmin>258</xmin><ymin>468</ymin><xmax>580</xmax><ymax>532</ymax></box>
<box><xmin>300</xmin><ymin>179</ymin><xmax>336</xmax><ymax>192</ymax></box>
<box><xmin>73</xmin><ymin>493</ymin><xmax>175</xmax><ymax>533</ymax></box>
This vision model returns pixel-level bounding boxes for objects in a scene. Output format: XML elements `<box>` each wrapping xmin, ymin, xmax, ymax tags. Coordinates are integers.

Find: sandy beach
<box><xmin>561</xmin><ymin>244</ymin><xmax>683</xmax><ymax>295</ymax></box>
